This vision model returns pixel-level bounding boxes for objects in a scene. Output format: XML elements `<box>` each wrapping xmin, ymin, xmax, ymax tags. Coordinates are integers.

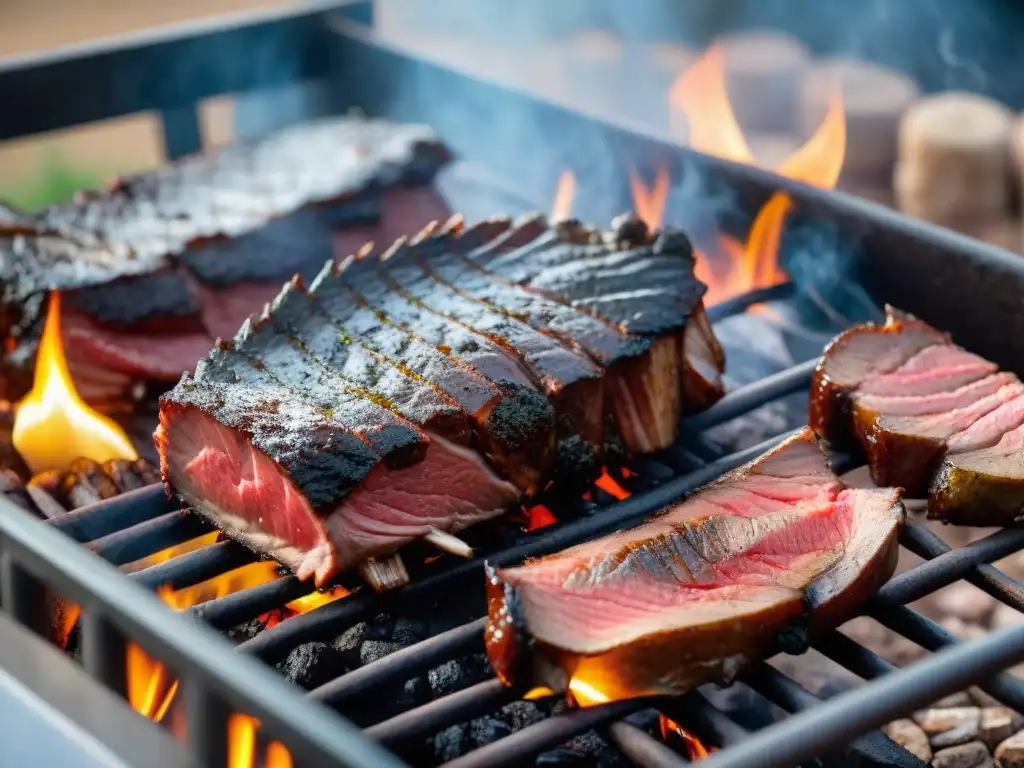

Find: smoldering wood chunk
<box><xmin>896</xmin><ymin>92</ymin><xmax>1013</xmax><ymax>228</ymax></box>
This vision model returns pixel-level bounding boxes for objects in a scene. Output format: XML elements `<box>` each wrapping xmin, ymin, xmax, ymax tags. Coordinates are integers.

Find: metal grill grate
<box><xmin>4</xmin><ymin>283</ymin><xmax>1024</xmax><ymax>768</ymax></box>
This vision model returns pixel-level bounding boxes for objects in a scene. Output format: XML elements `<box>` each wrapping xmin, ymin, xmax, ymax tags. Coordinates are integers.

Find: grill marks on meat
<box><xmin>811</xmin><ymin>307</ymin><xmax>1024</xmax><ymax>524</ymax></box>
<box><xmin>1</xmin><ymin>116</ymin><xmax>451</xmax><ymax>402</ymax></box>
<box><xmin>159</xmin><ymin>214</ymin><xmax>723</xmax><ymax>585</ymax></box>
<box><xmin>484</xmin><ymin>429</ymin><xmax>903</xmax><ymax>701</ymax></box>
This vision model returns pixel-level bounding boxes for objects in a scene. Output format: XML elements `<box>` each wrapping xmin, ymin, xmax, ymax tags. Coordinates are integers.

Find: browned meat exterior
<box><xmin>158</xmin><ymin>213</ymin><xmax>725</xmax><ymax>586</ymax></box>
<box><xmin>0</xmin><ymin>116</ymin><xmax>451</xmax><ymax>403</ymax></box>
<box><xmin>811</xmin><ymin>308</ymin><xmax>1024</xmax><ymax>522</ymax></box>
<box><xmin>484</xmin><ymin>429</ymin><xmax>903</xmax><ymax>701</ymax></box>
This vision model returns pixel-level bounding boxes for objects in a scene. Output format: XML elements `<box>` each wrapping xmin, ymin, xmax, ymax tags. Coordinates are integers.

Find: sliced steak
<box><xmin>809</xmin><ymin>306</ymin><xmax>948</xmax><ymax>448</ymax></box>
<box><xmin>158</xmin><ymin>342</ymin><xmax>517</xmax><ymax>585</ymax></box>
<box><xmin>324</xmin><ymin>257</ymin><xmax>558</xmax><ymax>491</ymax></box>
<box><xmin>485</xmin><ymin>429</ymin><xmax>903</xmax><ymax>700</ymax></box>
<box><xmin>930</xmin><ymin>423</ymin><xmax>1024</xmax><ymax>525</ymax></box>
<box><xmin>812</xmin><ymin>308</ymin><xmax>1024</xmax><ymax>518</ymax></box>
<box><xmin>2</xmin><ymin>115</ymin><xmax>451</xmax><ymax>402</ymax></box>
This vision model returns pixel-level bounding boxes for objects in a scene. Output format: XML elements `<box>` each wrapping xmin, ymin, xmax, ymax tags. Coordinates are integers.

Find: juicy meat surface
<box><xmin>1</xmin><ymin>117</ymin><xmax>452</xmax><ymax>402</ymax></box>
<box><xmin>812</xmin><ymin>308</ymin><xmax>1024</xmax><ymax>519</ymax></box>
<box><xmin>158</xmin><ymin>342</ymin><xmax>517</xmax><ymax>586</ymax></box>
<box><xmin>485</xmin><ymin>429</ymin><xmax>903</xmax><ymax>700</ymax></box>
<box><xmin>158</xmin><ymin>213</ymin><xmax>726</xmax><ymax>585</ymax></box>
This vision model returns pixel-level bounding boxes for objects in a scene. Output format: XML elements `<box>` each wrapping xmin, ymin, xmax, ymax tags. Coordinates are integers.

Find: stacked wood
<box><xmin>717</xmin><ymin>30</ymin><xmax>810</xmax><ymax>134</ymax></box>
<box><xmin>801</xmin><ymin>58</ymin><xmax>919</xmax><ymax>188</ymax></box>
<box><xmin>895</xmin><ymin>92</ymin><xmax>1014</xmax><ymax>229</ymax></box>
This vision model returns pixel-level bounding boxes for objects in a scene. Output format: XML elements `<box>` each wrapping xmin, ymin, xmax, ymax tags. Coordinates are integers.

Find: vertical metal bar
<box><xmin>80</xmin><ymin>610</ymin><xmax>128</xmax><ymax>699</ymax></box>
<box><xmin>185</xmin><ymin>676</ymin><xmax>230</xmax><ymax>767</ymax></box>
<box><xmin>0</xmin><ymin>549</ymin><xmax>49</xmax><ymax>637</ymax></box>
<box><xmin>160</xmin><ymin>105</ymin><xmax>203</xmax><ymax>160</ymax></box>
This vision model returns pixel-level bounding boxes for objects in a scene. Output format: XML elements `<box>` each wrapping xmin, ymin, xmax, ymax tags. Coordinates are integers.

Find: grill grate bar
<box><xmin>815</xmin><ymin>629</ymin><xmax>897</xmax><ymax>681</ymax></box>
<box><xmin>744</xmin><ymin>664</ymin><xmax>922</xmax><ymax>768</ymax></box>
<box><xmin>236</xmin><ymin>432</ymin><xmax>797</xmax><ymax>660</ymax></box>
<box><xmin>608</xmin><ymin>720</ymin><xmax>691</xmax><ymax>768</ymax></box>
<box><xmin>48</xmin><ymin>484</ymin><xmax>175</xmax><ymax>543</ymax></box>
<box><xmin>696</xmin><ymin>625</ymin><xmax>1024</xmax><ymax>768</ymax></box>
<box><xmin>661</xmin><ymin>691</ymin><xmax>750</xmax><ymax>749</ymax></box>
<box><xmin>129</xmin><ymin>540</ymin><xmax>255</xmax><ymax>590</ymax></box>
<box><xmin>439</xmin><ymin>697</ymin><xmax>651</xmax><ymax>768</ymax></box>
<box><xmin>366</xmin><ymin>679</ymin><xmax>522</xmax><ymax>750</ymax></box>
<box><xmin>88</xmin><ymin>510</ymin><xmax>210</xmax><ymax>566</ymax></box>
<box><xmin>704</xmin><ymin>282</ymin><xmax>796</xmax><ymax>323</ymax></box>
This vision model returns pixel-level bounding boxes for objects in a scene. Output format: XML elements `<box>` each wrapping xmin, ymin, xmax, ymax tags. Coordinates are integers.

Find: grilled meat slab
<box><xmin>0</xmin><ymin>116</ymin><xmax>451</xmax><ymax>402</ymax></box>
<box><xmin>484</xmin><ymin>429</ymin><xmax>903</xmax><ymax>701</ymax></box>
<box><xmin>811</xmin><ymin>307</ymin><xmax>1024</xmax><ymax>522</ymax></box>
<box><xmin>158</xmin><ymin>214</ymin><xmax>725</xmax><ymax>586</ymax></box>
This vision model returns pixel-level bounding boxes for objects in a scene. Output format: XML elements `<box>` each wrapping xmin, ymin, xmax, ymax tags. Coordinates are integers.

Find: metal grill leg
<box><xmin>80</xmin><ymin>611</ymin><xmax>128</xmax><ymax>699</ymax></box>
<box><xmin>0</xmin><ymin>550</ymin><xmax>50</xmax><ymax>638</ymax></box>
<box><xmin>185</xmin><ymin>677</ymin><xmax>230</xmax><ymax>766</ymax></box>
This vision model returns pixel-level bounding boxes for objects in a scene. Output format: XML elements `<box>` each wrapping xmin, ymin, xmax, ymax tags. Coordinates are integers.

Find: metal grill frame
<box><xmin>5</xmin><ymin>3</ymin><xmax>1024</xmax><ymax>767</ymax></box>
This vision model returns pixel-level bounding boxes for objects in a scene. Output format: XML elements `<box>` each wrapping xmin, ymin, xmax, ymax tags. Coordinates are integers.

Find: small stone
<box><xmin>882</xmin><ymin>719</ymin><xmax>932</xmax><ymax>763</ymax></box>
<box><xmin>934</xmin><ymin>583</ymin><xmax>997</xmax><ymax>624</ymax></box>
<box><xmin>941</xmin><ymin>617</ymin><xmax>988</xmax><ymax>642</ymax></box>
<box><xmin>996</xmin><ymin>729</ymin><xmax>1024</xmax><ymax>766</ymax></box>
<box><xmin>980</xmin><ymin>706</ymin><xmax>1022</xmax><ymax>750</ymax></box>
<box><xmin>991</xmin><ymin>603</ymin><xmax>1024</xmax><ymax>630</ymax></box>
<box><xmin>275</xmin><ymin>642</ymin><xmax>345</xmax><ymax>690</ymax></box>
<box><xmin>931</xmin><ymin>741</ymin><xmax>992</xmax><ymax>768</ymax></box>
<box><xmin>933</xmin><ymin>721</ymin><xmax>984</xmax><ymax>749</ymax></box>
<box><xmin>914</xmin><ymin>707</ymin><xmax>981</xmax><ymax>737</ymax></box>
<box><xmin>933</xmin><ymin>692</ymin><xmax>974</xmax><ymax>709</ymax></box>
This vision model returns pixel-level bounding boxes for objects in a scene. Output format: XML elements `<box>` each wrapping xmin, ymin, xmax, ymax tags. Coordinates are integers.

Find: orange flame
<box><xmin>551</xmin><ymin>170</ymin><xmax>577</xmax><ymax>219</ymax></box>
<box><xmin>669</xmin><ymin>45</ymin><xmax>847</xmax><ymax>304</ymax></box>
<box><xmin>568</xmin><ymin>676</ymin><xmax>611</xmax><ymax>707</ymax></box>
<box><xmin>660</xmin><ymin>715</ymin><xmax>712</xmax><ymax>760</ymax></box>
<box><xmin>628</xmin><ymin>167</ymin><xmax>671</xmax><ymax>231</ymax></box>
<box><xmin>13</xmin><ymin>291</ymin><xmax>138</xmax><ymax>474</ymax></box>
<box><xmin>228</xmin><ymin>714</ymin><xmax>295</xmax><ymax>768</ymax></box>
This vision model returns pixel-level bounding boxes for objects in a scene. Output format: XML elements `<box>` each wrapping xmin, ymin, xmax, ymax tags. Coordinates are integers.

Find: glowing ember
<box><xmin>670</xmin><ymin>46</ymin><xmax>847</xmax><ymax>304</ymax></box>
<box><xmin>551</xmin><ymin>169</ymin><xmax>577</xmax><ymax>219</ymax></box>
<box><xmin>594</xmin><ymin>469</ymin><xmax>631</xmax><ymax>500</ymax></box>
<box><xmin>13</xmin><ymin>291</ymin><xmax>138</xmax><ymax>474</ymax></box>
<box><xmin>660</xmin><ymin>714</ymin><xmax>712</xmax><ymax>761</ymax></box>
<box><xmin>523</xmin><ymin>686</ymin><xmax>557</xmax><ymax>700</ymax></box>
<box><xmin>628</xmin><ymin>167</ymin><xmax>671</xmax><ymax>230</ymax></box>
<box><xmin>523</xmin><ymin>503</ymin><xmax>558</xmax><ymax>531</ymax></box>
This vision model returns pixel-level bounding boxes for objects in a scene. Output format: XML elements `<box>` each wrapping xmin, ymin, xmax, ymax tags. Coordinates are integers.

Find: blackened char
<box><xmin>320</xmin><ymin>256</ymin><xmax>557</xmax><ymax>493</ymax></box>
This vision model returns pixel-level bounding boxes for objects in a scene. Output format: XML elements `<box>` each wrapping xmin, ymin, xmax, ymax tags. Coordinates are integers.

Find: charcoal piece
<box><xmin>275</xmin><ymin>641</ymin><xmax>346</xmax><ymax>690</ymax></box>
<box><xmin>102</xmin><ymin>459</ymin><xmax>146</xmax><ymax>493</ymax></box>
<box><xmin>427</xmin><ymin>654</ymin><xmax>493</xmax><ymax>698</ymax></box>
<box><xmin>227</xmin><ymin>613</ymin><xmax>283</xmax><ymax>643</ymax></box>
<box><xmin>537</xmin><ymin>748</ymin><xmax>592</xmax><ymax>766</ymax></box>
<box><xmin>332</xmin><ymin>621</ymin><xmax>371</xmax><ymax>669</ymax></box>
<box><xmin>468</xmin><ymin>717</ymin><xmax>513</xmax><ymax>748</ymax></box>
<box><xmin>359</xmin><ymin>639</ymin><xmax>404</xmax><ymax>667</ymax></box>
<box><xmin>390</xmin><ymin>617</ymin><xmax>426</xmax><ymax>648</ymax></box>
<box><xmin>498</xmin><ymin>700</ymin><xmax>545</xmax><ymax>731</ymax></box>
<box><xmin>432</xmin><ymin>723</ymin><xmax>470</xmax><ymax>764</ymax></box>
<box><xmin>565</xmin><ymin>731</ymin><xmax>631</xmax><ymax>767</ymax></box>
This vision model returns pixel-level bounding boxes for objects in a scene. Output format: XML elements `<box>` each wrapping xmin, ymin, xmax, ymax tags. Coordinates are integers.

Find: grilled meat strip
<box><xmin>158</xmin><ymin>214</ymin><xmax>724</xmax><ymax>585</ymax></box>
<box><xmin>1</xmin><ymin>116</ymin><xmax>450</xmax><ymax>402</ymax></box>
<box><xmin>157</xmin><ymin>340</ymin><xmax>517</xmax><ymax>585</ymax></box>
<box><xmin>811</xmin><ymin>307</ymin><xmax>1024</xmax><ymax>521</ymax></box>
<box><xmin>485</xmin><ymin>429</ymin><xmax>903</xmax><ymax>701</ymax></box>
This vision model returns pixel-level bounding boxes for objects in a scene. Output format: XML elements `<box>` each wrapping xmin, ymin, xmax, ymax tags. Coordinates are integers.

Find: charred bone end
<box><xmin>358</xmin><ymin>553</ymin><xmax>410</xmax><ymax>593</ymax></box>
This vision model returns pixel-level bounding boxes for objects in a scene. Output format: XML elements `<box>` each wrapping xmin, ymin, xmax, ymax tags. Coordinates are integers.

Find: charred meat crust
<box><xmin>485</xmin><ymin>430</ymin><xmax>904</xmax><ymax>700</ymax></box>
<box><xmin>161</xmin><ymin>350</ymin><xmax>381</xmax><ymax>513</ymax></box>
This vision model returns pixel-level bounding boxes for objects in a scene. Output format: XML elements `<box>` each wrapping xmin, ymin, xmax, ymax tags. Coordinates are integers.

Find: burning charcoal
<box><xmin>102</xmin><ymin>459</ymin><xmax>147</xmax><ymax>493</ymax></box>
<box><xmin>331</xmin><ymin>621</ymin><xmax>370</xmax><ymax>670</ymax></box>
<box><xmin>427</xmin><ymin>654</ymin><xmax>493</xmax><ymax>699</ymax></box>
<box><xmin>883</xmin><ymin>720</ymin><xmax>932</xmax><ymax>764</ymax></box>
<box><xmin>931</xmin><ymin>741</ymin><xmax>992</xmax><ymax>768</ymax></box>
<box><xmin>227</xmin><ymin>613</ymin><xmax>284</xmax><ymax>643</ymax></box>
<box><xmin>275</xmin><ymin>642</ymin><xmax>346</xmax><ymax>691</ymax></box>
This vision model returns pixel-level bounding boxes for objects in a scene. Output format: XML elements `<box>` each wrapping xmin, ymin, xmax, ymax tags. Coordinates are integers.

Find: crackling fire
<box><xmin>13</xmin><ymin>291</ymin><xmax>139</xmax><ymax>474</ymax></box>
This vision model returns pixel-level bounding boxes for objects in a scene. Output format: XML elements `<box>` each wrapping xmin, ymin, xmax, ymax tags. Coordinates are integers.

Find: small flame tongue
<box><xmin>660</xmin><ymin>714</ymin><xmax>712</xmax><ymax>760</ymax></box>
<box><xmin>13</xmin><ymin>291</ymin><xmax>138</xmax><ymax>474</ymax></box>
